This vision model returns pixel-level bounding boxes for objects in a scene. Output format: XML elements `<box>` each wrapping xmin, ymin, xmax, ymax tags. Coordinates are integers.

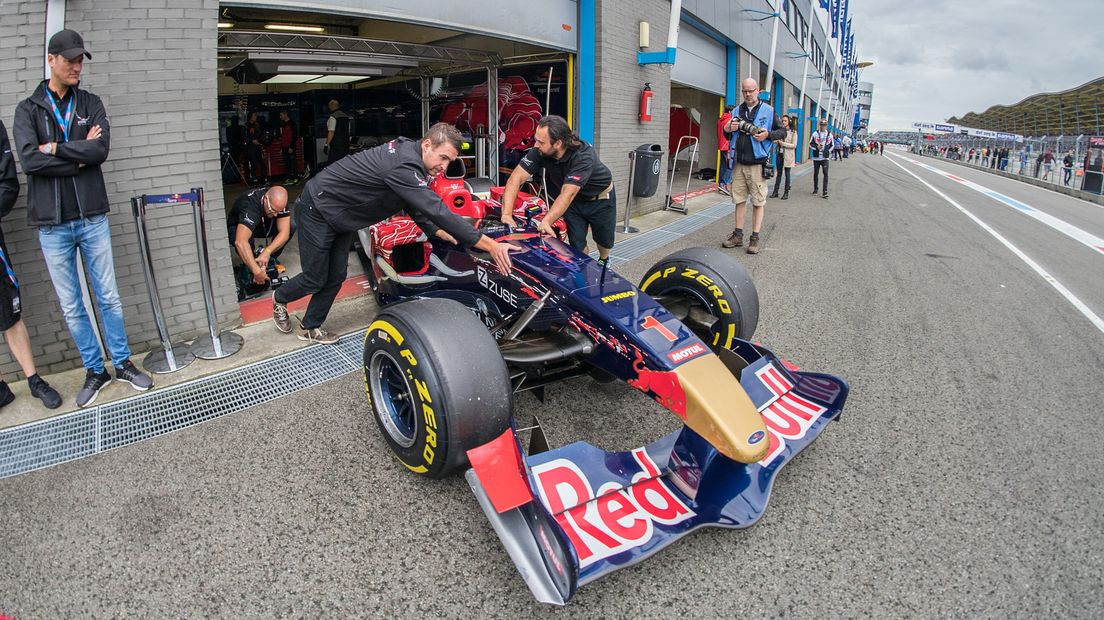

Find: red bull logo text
<box><xmin>532</xmin><ymin>449</ymin><xmax>695</xmax><ymax>567</ymax></box>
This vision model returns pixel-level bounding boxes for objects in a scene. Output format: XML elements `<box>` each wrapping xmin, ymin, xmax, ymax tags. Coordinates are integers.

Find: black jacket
<box><xmin>13</xmin><ymin>80</ymin><xmax>111</xmax><ymax>226</ymax></box>
<box><xmin>0</xmin><ymin>120</ymin><xmax>17</xmax><ymax>221</ymax></box>
<box><xmin>304</xmin><ymin>138</ymin><xmax>482</xmax><ymax>247</ymax></box>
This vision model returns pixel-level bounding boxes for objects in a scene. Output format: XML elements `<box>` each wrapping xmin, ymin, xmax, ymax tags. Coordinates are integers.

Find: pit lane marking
<box><xmin>892</xmin><ymin>153</ymin><xmax>1104</xmax><ymax>257</ymax></box>
<box><xmin>886</xmin><ymin>155</ymin><xmax>1104</xmax><ymax>336</ymax></box>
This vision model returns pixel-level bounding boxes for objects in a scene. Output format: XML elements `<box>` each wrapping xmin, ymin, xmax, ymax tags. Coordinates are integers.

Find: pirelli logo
<box><xmin>601</xmin><ymin>291</ymin><xmax>636</xmax><ymax>304</ymax></box>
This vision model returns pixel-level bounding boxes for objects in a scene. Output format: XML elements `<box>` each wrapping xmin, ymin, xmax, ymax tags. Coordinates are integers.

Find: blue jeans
<box><xmin>39</xmin><ymin>215</ymin><xmax>131</xmax><ymax>373</ymax></box>
<box><xmin>720</xmin><ymin>151</ymin><xmax>734</xmax><ymax>186</ymax></box>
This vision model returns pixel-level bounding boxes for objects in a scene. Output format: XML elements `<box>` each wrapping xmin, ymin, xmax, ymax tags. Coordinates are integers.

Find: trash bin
<box><xmin>632</xmin><ymin>144</ymin><xmax>664</xmax><ymax>197</ymax></box>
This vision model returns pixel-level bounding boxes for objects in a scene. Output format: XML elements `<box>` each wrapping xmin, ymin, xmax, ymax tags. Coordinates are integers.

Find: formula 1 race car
<box><xmin>359</xmin><ymin>157</ymin><xmax>849</xmax><ymax>605</ymax></box>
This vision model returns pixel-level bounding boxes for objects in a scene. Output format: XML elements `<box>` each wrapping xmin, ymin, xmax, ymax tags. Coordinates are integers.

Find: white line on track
<box><xmin>890</xmin><ymin>153</ymin><xmax>1104</xmax><ymax>255</ymax></box>
<box><xmin>885</xmin><ymin>154</ymin><xmax>1104</xmax><ymax>336</ymax></box>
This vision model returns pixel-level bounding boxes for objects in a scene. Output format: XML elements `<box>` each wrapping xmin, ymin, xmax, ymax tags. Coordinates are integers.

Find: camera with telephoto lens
<box><xmin>735</xmin><ymin>119</ymin><xmax>766</xmax><ymax>136</ymax></box>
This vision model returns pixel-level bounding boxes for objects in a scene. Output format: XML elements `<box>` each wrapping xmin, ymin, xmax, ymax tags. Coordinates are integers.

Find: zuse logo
<box><xmin>532</xmin><ymin>449</ymin><xmax>695</xmax><ymax>567</ymax></box>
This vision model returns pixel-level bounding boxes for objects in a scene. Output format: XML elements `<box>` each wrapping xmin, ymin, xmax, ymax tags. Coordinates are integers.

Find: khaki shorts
<box><xmin>731</xmin><ymin>163</ymin><xmax>767</xmax><ymax>207</ymax></box>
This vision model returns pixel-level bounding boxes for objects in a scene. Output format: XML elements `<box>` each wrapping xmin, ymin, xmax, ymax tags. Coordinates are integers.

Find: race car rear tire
<box><xmin>639</xmin><ymin>247</ymin><xmax>759</xmax><ymax>350</ymax></box>
<box><xmin>363</xmin><ymin>297</ymin><xmax>512</xmax><ymax>478</ymax></box>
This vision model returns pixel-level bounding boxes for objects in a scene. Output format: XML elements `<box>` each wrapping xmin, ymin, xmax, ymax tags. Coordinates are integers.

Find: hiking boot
<box><xmin>76</xmin><ymin>369</ymin><xmax>112</xmax><ymax>408</ymax></box>
<box><xmin>722</xmin><ymin>229</ymin><xmax>743</xmax><ymax>248</ymax></box>
<box><xmin>747</xmin><ymin>235</ymin><xmax>761</xmax><ymax>255</ymax></box>
<box><xmin>0</xmin><ymin>381</ymin><xmax>14</xmax><ymax>410</ymax></box>
<box><xmin>781</xmin><ymin>190</ymin><xmax>789</xmax><ymax>200</ymax></box>
<box><xmin>297</xmin><ymin>325</ymin><xmax>339</xmax><ymax>345</ymax></box>
<box><xmin>28</xmin><ymin>374</ymin><xmax>62</xmax><ymax>409</ymax></box>
<box><xmin>115</xmin><ymin>360</ymin><xmax>153</xmax><ymax>392</ymax></box>
<box><xmin>273</xmin><ymin>293</ymin><xmax>292</xmax><ymax>333</ymax></box>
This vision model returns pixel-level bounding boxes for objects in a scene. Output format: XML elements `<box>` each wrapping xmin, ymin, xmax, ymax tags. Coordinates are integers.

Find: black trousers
<box><xmin>273</xmin><ymin>196</ymin><xmax>353</xmax><ymax>329</ymax></box>
<box><xmin>813</xmin><ymin>159</ymin><xmax>829</xmax><ymax>193</ymax></box>
<box><xmin>772</xmin><ymin>162</ymin><xmax>791</xmax><ymax>194</ymax></box>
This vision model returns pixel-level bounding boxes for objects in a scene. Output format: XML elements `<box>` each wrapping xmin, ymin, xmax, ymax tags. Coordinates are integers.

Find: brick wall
<box><xmin>0</xmin><ymin>0</ymin><xmax>236</xmax><ymax>376</ymax></box>
<box><xmin>594</xmin><ymin>0</ymin><xmax>671</xmax><ymax>219</ymax></box>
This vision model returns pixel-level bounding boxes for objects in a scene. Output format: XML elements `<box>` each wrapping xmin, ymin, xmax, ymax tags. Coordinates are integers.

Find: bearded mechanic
<box><xmin>272</xmin><ymin>122</ymin><xmax>518</xmax><ymax>344</ymax></box>
<box><xmin>499</xmin><ymin>115</ymin><xmax>615</xmax><ymax>264</ymax></box>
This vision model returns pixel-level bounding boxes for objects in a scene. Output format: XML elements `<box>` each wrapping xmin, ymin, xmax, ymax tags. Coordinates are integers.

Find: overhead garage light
<box><xmin>307</xmin><ymin>75</ymin><xmax>371</xmax><ymax>84</ymax></box>
<box><xmin>261</xmin><ymin>74</ymin><xmax>323</xmax><ymax>84</ymax></box>
<box><xmin>218</xmin><ymin>22</ymin><xmax>234</xmax><ymax>28</ymax></box>
<box><xmin>264</xmin><ymin>24</ymin><xmax>325</xmax><ymax>33</ymax></box>
<box><xmin>247</xmin><ymin>51</ymin><xmax>419</xmax><ymax>69</ymax></box>
<box><xmin>276</xmin><ymin>64</ymin><xmax>389</xmax><ymax>76</ymax></box>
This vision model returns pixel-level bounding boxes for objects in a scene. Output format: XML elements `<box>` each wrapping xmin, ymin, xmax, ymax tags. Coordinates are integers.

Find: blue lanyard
<box><xmin>46</xmin><ymin>92</ymin><xmax>73</xmax><ymax>143</ymax></box>
<box><xmin>0</xmin><ymin>245</ymin><xmax>17</xmax><ymax>288</ymax></box>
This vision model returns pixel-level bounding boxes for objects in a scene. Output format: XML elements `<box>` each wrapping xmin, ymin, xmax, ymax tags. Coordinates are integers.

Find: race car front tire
<box><xmin>363</xmin><ymin>297</ymin><xmax>513</xmax><ymax>478</ymax></box>
<box><xmin>639</xmin><ymin>247</ymin><xmax>759</xmax><ymax>351</ymax></box>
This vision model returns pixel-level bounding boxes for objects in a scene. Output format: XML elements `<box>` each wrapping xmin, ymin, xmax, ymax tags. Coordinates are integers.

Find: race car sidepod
<box><xmin>465</xmin><ymin>340</ymin><xmax>848</xmax><ymax>605</ymax></box>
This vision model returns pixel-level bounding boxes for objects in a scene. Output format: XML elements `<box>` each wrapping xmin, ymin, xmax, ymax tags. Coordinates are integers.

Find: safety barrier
<box><xmin>132</xmin><ymin>187</ymin><xmax>243</xmax><ymax>374</ymax></box>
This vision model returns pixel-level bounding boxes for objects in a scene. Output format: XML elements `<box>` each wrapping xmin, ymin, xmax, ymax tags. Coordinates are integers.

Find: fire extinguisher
<box><xmin>639</xmin><ymin>83</ymin><xmax>653</xmax><ymax>123</ymax></box>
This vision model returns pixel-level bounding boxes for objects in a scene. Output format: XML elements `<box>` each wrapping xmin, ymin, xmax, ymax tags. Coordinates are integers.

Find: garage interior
<box><xmin>214</xmin><ymin>6</ymin><xmax>572</xmax><ymax>300</ymax></box>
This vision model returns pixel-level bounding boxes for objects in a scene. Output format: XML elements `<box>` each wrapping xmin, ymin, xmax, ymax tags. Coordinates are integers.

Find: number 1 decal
<box><xmin>641</xmin><ymin>315</ymin><xmax>677</xmax><ymax>342</ymax></box>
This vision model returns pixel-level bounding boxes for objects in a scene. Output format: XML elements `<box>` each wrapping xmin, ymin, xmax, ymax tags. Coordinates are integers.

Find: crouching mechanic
<box><xmin>499</xmin><ymin>115</ymin><xmax>615</xmax><ymax>264</ymax></box>
<box><xmin>227</xmin><ymin>185</ymin><xmax>292</xmax><ymax>287</ymax></box>
<box><xmin>273</xmin><ymin>122</ymin><xmax>518</xmax><ymax>344</ymax></box>
<box><xmin>722</xmin><ymin>78</ymin><xmax>787</xmax><ymax>254</ymax></box>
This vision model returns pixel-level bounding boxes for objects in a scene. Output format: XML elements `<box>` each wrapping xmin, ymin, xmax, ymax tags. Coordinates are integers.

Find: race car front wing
<box><xmin>465</xmin><ymin>341</ymin><xmax>849</xmax><ymax>605</ymax></box>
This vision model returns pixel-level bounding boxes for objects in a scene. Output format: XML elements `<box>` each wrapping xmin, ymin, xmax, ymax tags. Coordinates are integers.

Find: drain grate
<box><xmin>0</xmin><ymin>332</ymin><xmax>366</xmax><ymax>479</ymax></box>
<box><xmin>1</xmin><ymin>205</ymin><xmax>747</xmax><ymax>479</ymax></box>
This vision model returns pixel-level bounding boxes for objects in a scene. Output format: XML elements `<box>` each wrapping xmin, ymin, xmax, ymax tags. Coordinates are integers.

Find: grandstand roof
<box><xmin>947</xmin><ymin>76</ymin><xmax>1104</xmax><ymax>137</ymax></box>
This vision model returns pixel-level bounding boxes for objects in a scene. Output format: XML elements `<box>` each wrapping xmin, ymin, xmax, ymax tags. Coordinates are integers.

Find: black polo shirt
<box><xmin>227</xmin><ymin>186</ymin><xmax>288</xmax><ymax>244</ymax></box>
<box><xmin>517</xmin><ymin>142</ymin><xmax>612</xmax><ymax>201</ymax></box>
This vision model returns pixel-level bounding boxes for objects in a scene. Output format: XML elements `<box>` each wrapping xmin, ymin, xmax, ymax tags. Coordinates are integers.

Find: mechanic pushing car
<box><xmin>272</xmin><ymin>122</ymin><xmax>518</xmax><ymax>344</ymax></box>
<box><xmin>499</xmin><ymin>115</ymin><xmax>616</xmax><ymax>264</ymax></box>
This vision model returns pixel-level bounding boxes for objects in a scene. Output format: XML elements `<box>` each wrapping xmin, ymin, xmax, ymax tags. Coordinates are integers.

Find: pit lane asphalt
<box><xmin>2</xmin><ymin>152</ymin><xmax>1102</xmax><ymax>618</ymax></box>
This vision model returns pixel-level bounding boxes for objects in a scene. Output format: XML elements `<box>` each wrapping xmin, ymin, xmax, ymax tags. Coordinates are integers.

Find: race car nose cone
<box><xmin>674</xmin><ymin>355</ymin><xmax>769</xmax><ymax>464</ymax></box>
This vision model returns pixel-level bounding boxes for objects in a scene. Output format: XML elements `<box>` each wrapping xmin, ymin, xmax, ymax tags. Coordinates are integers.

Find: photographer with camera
<box><xmin>720</xmin><ymin>78</ymin><xmax>787</xmax><ymax>255</ymax></box>
<box><xmin>810</xmin><ymin>119</ymin><xmax>832</xmax><ymax>198</ymax></box>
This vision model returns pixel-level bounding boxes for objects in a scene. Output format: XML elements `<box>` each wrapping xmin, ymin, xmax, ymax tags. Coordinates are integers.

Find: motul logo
<box><xmin>532</xmin><ymin>449</ymin><xmax>694</xmax><ymax>567</ymax></box>
<box><xmin>667</xmin><ymin>343</ymin><xmax>706</xmax><ymax>363</ymax></box>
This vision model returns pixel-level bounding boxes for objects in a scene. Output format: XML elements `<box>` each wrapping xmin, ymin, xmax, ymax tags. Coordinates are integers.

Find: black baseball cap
<box><xmin>48</xmin><ymin>29</ymin><xmax>92</xmax><ymax>60</ymax></box>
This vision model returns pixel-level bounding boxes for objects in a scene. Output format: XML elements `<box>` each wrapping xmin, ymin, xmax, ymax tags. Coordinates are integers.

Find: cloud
<box><xmin>847</xmin><ymin>0</ymin><xmax>1104</xmax><ymax>131</ymax></box>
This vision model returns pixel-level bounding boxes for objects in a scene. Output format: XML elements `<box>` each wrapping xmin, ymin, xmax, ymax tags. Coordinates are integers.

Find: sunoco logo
<box><xmin>601</xmin><ymin>291</ymin><xmax>636</xmax><ymax>303</ymax></box>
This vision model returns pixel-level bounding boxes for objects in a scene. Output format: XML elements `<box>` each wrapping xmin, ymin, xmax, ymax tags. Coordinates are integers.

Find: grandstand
<box><xmin>947</xmin><ymin>76</ymin><xmax>1104</xmax><ymax>137</ymax></box>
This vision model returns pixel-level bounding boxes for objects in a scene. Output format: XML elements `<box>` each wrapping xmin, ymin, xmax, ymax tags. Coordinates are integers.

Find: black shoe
<box><xmin>813</xmin><ymin>188</ymin><xmax>819</xmax><ymax>194</ymax></box>
<box><xmin>769</xmin><ymin>190</ymin><xmax>779</xmax><ymax>198</ymax></box>
<box><xmin>822</xmin><ymin>192</ymin><xmax>829</xmax><ymax>199</ymax></box>
<box><xmin>28</xmin><ymin>374</ymin><xmax>62</xmax><ymax>409</ymax></box>
<box><xmin>115</xmin><ymin>360</ymin><xmax>153</xmax><ymax>392</ymax></box>
<box><xmin>0</xmin><ymin>381</ymin><xmax>14</xmax><ymax>409</ymax></box>
<box><xmin>781</xmin><ymin>190</ymin><xmax>789</xmax><ymax>200</ymax></box>
<box><xmin>76</xmin><ymin>369</ymin><xmax>112</xmax><ymax>408</ymax></box>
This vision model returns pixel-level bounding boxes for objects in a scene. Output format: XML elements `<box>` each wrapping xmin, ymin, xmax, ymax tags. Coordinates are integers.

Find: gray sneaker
<box><xmin>273</xmin><ymin>293</ymin><xmax>292</xmax><ymax>333</ymax></box>
<box><xmin>297</xmin><ymin>325</ymin><xmax>339</xmax><ymax>345</ymax></box>
<box><xmin>115</xmin><ymin>360</ymin><xmax>153</xmax><ymax>391</ymax></box>
<box><xmin>76</xmin><ymin>369</ymin><xmax>112</xmax><ymax>408</ymax></box>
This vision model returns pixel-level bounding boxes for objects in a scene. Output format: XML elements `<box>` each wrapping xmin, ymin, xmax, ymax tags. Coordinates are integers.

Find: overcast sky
<box><xmin>846</xmin><ymin>0</ymin><xmax>1104</xmax><ymax>132</ymax></box>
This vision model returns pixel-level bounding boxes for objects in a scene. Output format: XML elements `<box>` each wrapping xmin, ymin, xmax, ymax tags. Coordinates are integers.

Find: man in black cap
<box><xmin>13</xmin><ymin>29</ymin><xmax>153</xmax><ymax>408</ymax></box>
